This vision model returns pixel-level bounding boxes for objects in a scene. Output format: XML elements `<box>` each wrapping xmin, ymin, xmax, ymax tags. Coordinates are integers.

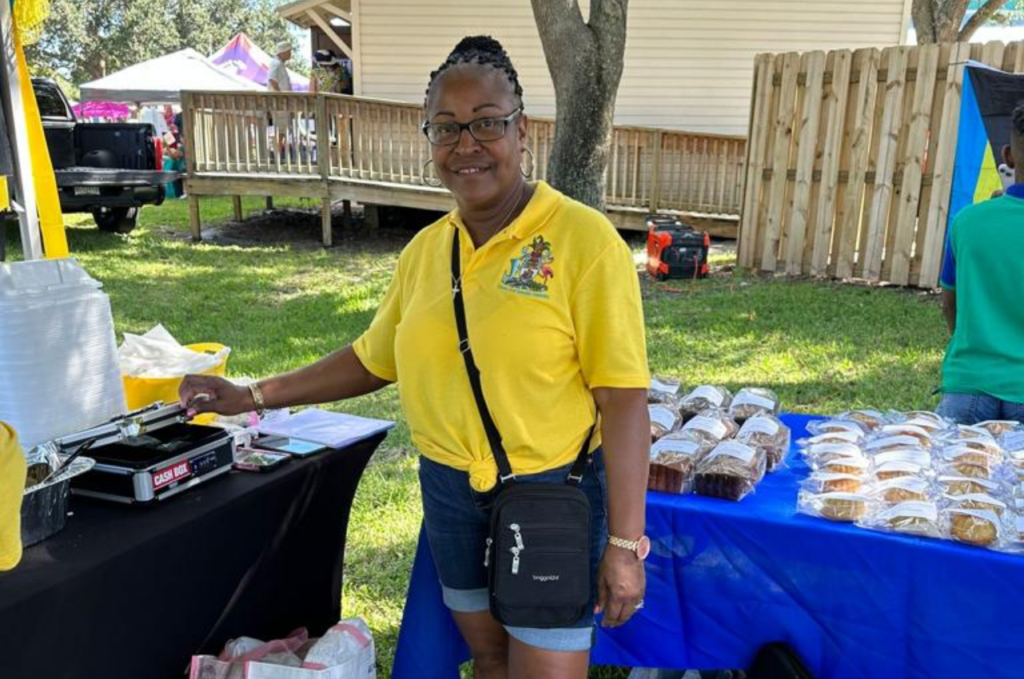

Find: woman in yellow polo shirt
<box><xmin>181</xmin><ymin>36</ymin><xmax>650</xmax><ymax>678</ymax></box>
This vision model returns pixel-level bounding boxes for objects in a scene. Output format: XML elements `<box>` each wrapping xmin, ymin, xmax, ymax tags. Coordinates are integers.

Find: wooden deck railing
<box><xmin>183</xmin><ymin>91</ymin><xmax>746</xmax><ymax>217</ymax></box>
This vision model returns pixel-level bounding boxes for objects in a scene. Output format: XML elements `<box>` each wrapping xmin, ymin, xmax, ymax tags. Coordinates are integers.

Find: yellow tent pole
<box><xmin>12</xmin><ymin>19</ymin><xmax>67</xmax><ymax>259</ymax></box>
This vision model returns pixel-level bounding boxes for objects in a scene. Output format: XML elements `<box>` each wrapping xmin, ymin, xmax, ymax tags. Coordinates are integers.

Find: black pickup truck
<box><xmin>34</xmin><ymin>78</ymin><xmax>179</xmax><ymax>233</ymax></box>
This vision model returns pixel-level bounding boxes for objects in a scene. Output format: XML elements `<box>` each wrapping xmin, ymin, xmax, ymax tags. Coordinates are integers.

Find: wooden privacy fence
<box><xmin>183</xmin><ymin>91</ymin><xmax>747</xmax><ymax>218</ymax></box>
<box><xmin>739</xmin><ymin>40</ymin><xmax>1024</xmax><ymax>288</ymax></box>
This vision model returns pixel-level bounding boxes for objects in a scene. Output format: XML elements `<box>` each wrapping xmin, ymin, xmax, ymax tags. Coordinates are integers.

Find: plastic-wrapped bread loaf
<box><xmin>649</xmin><ymin>404</ymin><xmax>681</xmax><ymax>442</ymax></box>
<box><xmin>647</xmin><ymin>431</ymin><xmax>710</xmax><ymax>494</ymax></box>
<box><xmin>681</xmin><ymin>407</ymin><xmax>739</xmax><ymax>446</ymax></box>
<box><xmin>736</xmin><ymin>414</ymin><xmax>790</xmax><ymax>472</ymax></box>
<box><xmin>678</xmin><ymin>385</ymin><xmax>733</xmax><ymax>421</ymax></box>
<box><xmin>728</xmin><ymin>387</ymin><xmax>781</xmax><ymax>423</ymax></box>
<box><xmin>694</xmin><ymin>440</ymin><xmax>766</xmax><ymax>501</ymax></box>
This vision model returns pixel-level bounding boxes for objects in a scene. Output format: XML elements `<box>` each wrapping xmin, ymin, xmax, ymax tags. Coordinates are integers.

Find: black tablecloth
<box><xmin>0</xmin><ymin>433</ymin><xmax>385</xmax><ymax>679</ymax></box>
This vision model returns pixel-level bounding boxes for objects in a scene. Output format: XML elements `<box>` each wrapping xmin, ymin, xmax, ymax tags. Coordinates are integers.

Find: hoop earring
<box><xmin>422</xmin><ymin>158</ymin><xmax>443</xmax><ymax>188</ymax></box>
<box><xmin>520</xmin><ymin>146</ymin><xmax>535</xmax><ymax>179</ymax></box>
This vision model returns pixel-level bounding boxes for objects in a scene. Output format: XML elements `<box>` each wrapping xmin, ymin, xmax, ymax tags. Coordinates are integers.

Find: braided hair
<box><xmin>1014</xmin><ymin>104</ymin><xmax>1024</xmax><ymax>137</ymax></box>
<box><xmin>424</xmin><ymin>36</ymin><xmax>524</xmax><ymax>108</ymax></box>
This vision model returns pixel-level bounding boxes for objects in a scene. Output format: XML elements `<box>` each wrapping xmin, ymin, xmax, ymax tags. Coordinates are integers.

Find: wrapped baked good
<box><xmin>681</xmin><ymin>408</ymin><xmax>739</xmax><ymax>445</ymax></box>
<box><xmin>870</xmin><ymin>448</ymin><xmax>931</xmax><ymax>480</ymax></box>
<box><xmin>736</xmin><ymin>414</ymin><xmax>790</xmax><ymax>471</ymax></box>
<box><xmin>819</xmin><ymin>456</ymin><xmax>870</xmax><ymax>476</ymax></box>
<box><xmin>800</xmin><ymin>430</ymin><xmax>864</xmax><ymax>446</ymax></box>
<box><xmin>939</xmin><ymin>444</ymin><xmax>1002</xmax><ymax>478</ymax></box>
<box><xmin>975</xmin><ymin>420</ymin><xmax>1020</xmax><ymax>437</ymax></box>
<box><xmin>1008</xmin><ymin>450</ymin><xmax>1024</xmax><ymax>482</ymax></box>
<box><xmin>937</xmin><ymin>475</ymin><xmax>1001</xmax><ymax>497</ymax></box>
<box><xmin>648</xmin><ymin>432</ymin><xmax>708</xmax><ymax>494</ymax></box>
<box><xmin>945</xmin><ymin>424</ymin><xmax>998</xmax><ymax>442</ymax></box>
<box><xmin>803</xmin><ymin>442</ymin><xmax>865</xmax><ymax>467</ymax></box>
<box><xmin>876</xmin><ymin>424</ymin><xmax>934</xmax><ymax>447</ymax></box>
<box><xmin>868</xmin><ymin>476</ymin><xmax>931</xmax><ymax>504</ymax></box>
<box><xmin>649</xmin><ymin>404</ymin><xmax>681</xmax><ymax>441</ymax></box>
<box><xmin>728</xmin><ymin>387</ymin><xmax>781</xmax><ymax>423</ymax></box>
<box><xmin>806</xmin><ymin>419</ymin><xmax>867</xmax><ymax>437</ymax></box>
<box><xmin>648</xmin><ymin>376</ymin><xmax>682</xmax><ymax>406</ymax></box>
<box><xmin>694</xmin><ymin>441</ymin><xmax>766</xmax><ymax>501</ymax></box>
<box><xmin>944</xmin><ymin>496</ymin><xmax>1007</xmax><ymax>547</ymax></box>
<box><xmin>804</xmin><ymin>472</ymin><xmax>864</xmax><ymax>494</ymax></box>
<box><xmin>863</xmin><ymin>435</ymin><xmax>931</xmax><ymax>454</ymax></box>
<box><xmin>901</xmin><ymin>411</ymin><xmax>947</xmax><ymax>427</ymax></box>
<box><xmin>862</xmin><ymin>500</ymin><xmax>943</xmax><ymax>538</ymax></box>
<box><xmin>798</xmin><ymin>491</ymin><xmax>870</xmax><ymax>522</ymax></box>
<box><xmin>835</xmin><ymin>409</ymin><xmax>888</xmax><ymax>431</ymax></box>
<box><xmin>678</xmin><ymin>386</ymin><xmax>733</xmax><ymax>420</ymax></box>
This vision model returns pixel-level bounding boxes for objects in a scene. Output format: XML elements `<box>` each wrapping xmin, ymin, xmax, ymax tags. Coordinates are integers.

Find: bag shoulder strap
<box><xmin>450</xmin><ymin>228</ymin><xmax>592</xmax><ymax>486</ymax></box>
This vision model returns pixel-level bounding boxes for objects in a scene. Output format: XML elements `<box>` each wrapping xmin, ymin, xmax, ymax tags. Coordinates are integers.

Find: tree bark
<box><xmin>911</xmin><ymin>0</ymin><xmax>981</xmax><ymax>43</ymax></box>
<box><xmin>531</xmin><ymin>0</ymin><xmax>628</xmax><ymax>211</ymax></box>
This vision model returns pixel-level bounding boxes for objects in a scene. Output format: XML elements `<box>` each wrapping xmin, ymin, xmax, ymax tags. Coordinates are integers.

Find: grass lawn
<box><xmin>4</xmin><ymin>197</ymin><xmax>949</xmax><ymax>676</ymax></box>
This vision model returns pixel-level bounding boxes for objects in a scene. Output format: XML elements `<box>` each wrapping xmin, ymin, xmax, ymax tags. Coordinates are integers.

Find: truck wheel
<box><xmin>93</xmin><ymin>207</ymin><xmax>139</xmax><ymax>234</ymax></box>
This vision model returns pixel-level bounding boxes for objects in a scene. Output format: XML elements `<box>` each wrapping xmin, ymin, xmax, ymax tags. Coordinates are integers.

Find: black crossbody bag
<box><xmin>450</xmin><ymin>228</ymin><xmax>595</xmax><ymax>628</ymax></box>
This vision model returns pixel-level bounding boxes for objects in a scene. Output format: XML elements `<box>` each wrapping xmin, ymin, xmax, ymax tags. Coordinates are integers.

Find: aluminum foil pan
<box><xmin>21</xmin><ymin>454</ymin><xmax>95</xmax><ymax>547</ymax></box>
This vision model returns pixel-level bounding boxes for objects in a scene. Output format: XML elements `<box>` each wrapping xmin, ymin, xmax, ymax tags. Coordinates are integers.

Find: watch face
<box><xmin>636</xmin><ymin>535</ymin><xmax>652</xmax><ymax>560</ymax></box>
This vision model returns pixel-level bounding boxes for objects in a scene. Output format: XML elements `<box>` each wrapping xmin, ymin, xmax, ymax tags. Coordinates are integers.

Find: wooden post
<box><xmin>321</xmin><ymin>197</ymin><xmax>333</xmax><ymax>247</ymax></box>
<box><xmin>265</xmin><ymin>196</ymin><xmax>274</xmax><ymax>210</ymax></box>
<box><xmin>649</xmin><ymin>130</ymin><xmax>664</xmax><ymax>213</ymax></box>
<box><xmin>342</xmin><ymin>199</ymin><xmax>353</xmax><ymax>228</ymax></box>
<box><xmin>232</xmin><ymin>195</ymin><xmax>243</xmax><ymax>221</ymax></box>
<box><xmin>188</xmin><ymin>194</ymin><xmax>202</xmax><ymax>241</ymax></box>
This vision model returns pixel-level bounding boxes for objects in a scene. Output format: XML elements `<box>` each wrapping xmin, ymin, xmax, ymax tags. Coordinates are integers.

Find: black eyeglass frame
<box><xmin>421</xmin><ymin>107</ymin><xmax>524</xmax><ymax>146</ymax></box>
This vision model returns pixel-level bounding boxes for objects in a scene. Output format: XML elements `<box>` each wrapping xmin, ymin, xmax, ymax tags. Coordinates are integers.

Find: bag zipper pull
<box><xmin>484</xmin><ymin>537</ymin><xmax>493</xmax><ymax>567</ymax></box>
<box><xmin>510</xmin><ymin>546</ymin><xmax>520</xmax><ymax>575</ymax></box>
<box><xmin>510</xmin><ymin>523</ymin><xmax>525</xmax><ymax>551</ymax></box>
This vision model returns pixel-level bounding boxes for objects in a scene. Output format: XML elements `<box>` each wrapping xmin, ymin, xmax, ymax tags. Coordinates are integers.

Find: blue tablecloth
<box><xmin>392</xmin><ymin>414</ymin><xmax>1024</xmax><ymax>679</ymax></box>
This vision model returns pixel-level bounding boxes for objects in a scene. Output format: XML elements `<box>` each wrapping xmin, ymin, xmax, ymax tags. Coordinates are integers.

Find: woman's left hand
<box><xmin>595</xmin><ymin>546</ymin><xmax>646</xmax><ymax>627</ymax></box>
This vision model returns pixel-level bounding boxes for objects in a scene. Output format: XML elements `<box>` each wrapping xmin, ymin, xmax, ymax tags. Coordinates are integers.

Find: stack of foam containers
<box><xmin>0</xmin><ymin>258</ymin><xmax>127</xmax><ymax>449</ymax></box>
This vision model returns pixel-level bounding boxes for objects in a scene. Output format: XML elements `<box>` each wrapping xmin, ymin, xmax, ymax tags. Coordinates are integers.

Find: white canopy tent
<box><xmin>79</xmin><ymin>48</ymin><xmax>262</xmax><ymax>104</ymax></box>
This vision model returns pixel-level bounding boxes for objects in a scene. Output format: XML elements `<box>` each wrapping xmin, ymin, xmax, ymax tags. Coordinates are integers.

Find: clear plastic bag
<box><xmin>863</xmin><ymin>435</ymin><xmax>932</xmax><ymax>454</ymax></box>
<box><xmin>728</xmin><ymin>387</ymin><xmax>781</xmax><ymax>423</ymax></box>
<box><xmin>975</xmin><ymin>420</ymin><xmax>1021</xmax><ymax>438</ymax></box>
<box><xmin>861</xmin><ymin>500</ymin><xmax>943</xmax><ymax>539</ymax></box>
<box><xmin>681</xmin><ymin>407</ymin><xmax>739</xmax><ymax>445</ymax></box>
<box><xmin>818</xmin><ymin>455</ymin><xmax>871</xmax><ymax>476</ymax></box>
<box><xmin>800</xmin><ymin>430</ymin><xmax>865</xmax><ymax>446</ymax></box>
<box><xmin>867</xmin><ymin>475</ymin><xmax>932</xmax><ymax>504</ymax></box>
<box><xmin>876</xmin><ymin>424</ymin><xmax>935</xmax><ymax>447</ymax></box>
<box><xmin>803</xmin><ymin>472</ymin><xmax>865</xmax><ymax>494</ymax></box>
<box><xmin>737</xmin><ymin>413</ymin><xmax>790</xmax><ymax>472</ymax></box>
<box><xmin>648</xmin><ymin>431</ymin><xmax>708</xmax><ymax>494</ymax></box>
<box><xmin>802</xmin><ymin>441</ymin><xmax>865</xmax><ymax>465</ymax></box>
<box><xmin>798</xmin><ymin>490</ymin><xmax>871</xmax><ymax>522</ymax></box>
<box><xmin>649</xmin><ymin>404</ymin><xmax>681</xmax><ymax>441</ymax></box>
<box><xmin>938</xmin><ymin>444</ymin><xmax>1003</xmax><ymax>478</ymax></box>
<box><xmin>870</xmin><ymin>448</ymin><xmax>932</xmax><ymax>481</ymax></box>
<box><xmin>678</xmin><ymin>385</ymin><xmax>733</xmax><ymax>420</ymax></box>
<box><xmin>937</xmin><ymin>475</ymin><xmax>1002</xmax><ymax>497</ymax></box>
<box><xmin>694</xmin><ymin>440</ymin><xmax>766</xmax><ymax>501</ymax></box>
<box><xmin>806</xmin><ymin>419</ymin><xmax>867</xmax><ymax>437</ymax></box>
<box><xmin>944</xmin><ymin>504</ymin><xmax>1006</xmax><ymax>547</ymax></box>
<box><xmin>834</xmin><ymin>409</ymin><xmax>888</xmax><ymax>431</ymax></box>
<box><xmin>648</xmin><ymin>376</ymin><xmax>682</xmax><ymax>407</ymax></box>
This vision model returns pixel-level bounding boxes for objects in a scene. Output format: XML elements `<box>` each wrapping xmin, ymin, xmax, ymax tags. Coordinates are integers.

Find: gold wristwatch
<box><xmin>608</xmin><ymin>534</ymin><xmax>651</xmax><ymax>560</ymax></box>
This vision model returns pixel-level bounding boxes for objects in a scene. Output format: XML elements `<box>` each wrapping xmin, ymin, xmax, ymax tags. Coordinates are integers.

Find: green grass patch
<box><xmin>3</xmin><ymin>200</ymin><xmax>948</xmax><ymax>677</ymax></box>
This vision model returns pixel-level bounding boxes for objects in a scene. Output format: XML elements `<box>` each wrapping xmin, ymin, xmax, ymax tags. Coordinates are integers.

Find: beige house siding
<box><xmin>354</xmin><ymin>0</ymin><xmax>908</xmax><ymax>135</ymax></box>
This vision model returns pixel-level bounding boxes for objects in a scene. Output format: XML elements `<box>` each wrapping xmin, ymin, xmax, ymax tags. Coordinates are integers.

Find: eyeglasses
<box><xmin>421</xmin><ymin>108</ymin><xmax>522</xmax><ymax>146</ymax></box>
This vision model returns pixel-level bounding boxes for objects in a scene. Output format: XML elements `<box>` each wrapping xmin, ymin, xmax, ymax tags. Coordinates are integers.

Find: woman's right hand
<box><xmin>178</xmin><ymin>375</ymin><xmax>255</xmax><ymax>417</ymax></box>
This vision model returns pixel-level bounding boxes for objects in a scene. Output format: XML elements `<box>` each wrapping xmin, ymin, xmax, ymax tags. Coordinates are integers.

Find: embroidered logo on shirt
<box><xmin>501</xmin><ymin>235</ymin><xmax>554</xmax><ymax>297</ymax></box>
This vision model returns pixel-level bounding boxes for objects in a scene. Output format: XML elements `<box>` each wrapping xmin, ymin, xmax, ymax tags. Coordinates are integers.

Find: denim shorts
<box><xmin>418</xmin><ymin>451</ymin><xmax>608</xmax><ymax>653</ymax></box>
<box><xmin>937</xmin><ymin>392</ymin><xmax>1024</xmax><ymax>425</ymax></box>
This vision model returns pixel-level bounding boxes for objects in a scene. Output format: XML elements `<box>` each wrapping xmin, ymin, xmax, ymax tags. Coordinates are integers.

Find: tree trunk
<box><xmin>911</xmin><ymin>0</ymin><xmax>975</xmax><ymax>43</ymax></box>
<box><xmin>531</xmin><ymin>0</ymin><xmax>628</xmax><ymax>211</ymax></box>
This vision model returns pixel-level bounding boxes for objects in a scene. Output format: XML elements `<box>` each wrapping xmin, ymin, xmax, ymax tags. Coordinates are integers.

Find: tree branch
<box><xmin>911</xmin><ymin>0</ymin><xmax>937</xmax><ymax>43</ymax></box>
<box><xmin>959</xmin><ymin>0</ymin><xmax>1011</xmax><ymax>41</ymax></box>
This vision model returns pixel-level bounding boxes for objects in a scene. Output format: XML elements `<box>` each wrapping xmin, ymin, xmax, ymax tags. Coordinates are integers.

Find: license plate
<box><xmin>74</xmin><ymin>186</ymin><xmax>101</xmax><ymax>196</ymax></box>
